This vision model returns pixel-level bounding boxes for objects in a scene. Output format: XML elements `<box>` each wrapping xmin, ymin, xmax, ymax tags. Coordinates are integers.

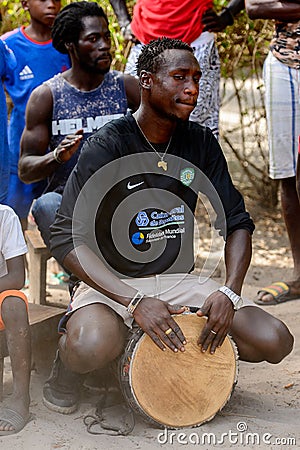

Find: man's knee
<box><xmin>32</xmin><ymin>192</ymin><xmax>62</xmax><ymax>246</ymax></box>
<box><xmin>1</xmin><ymin>295</ymin><xmax>29</xmax><ymax>328</ymax></box>
<box><xmin>32</xmin><ymin>192</ymin><xmax>62</xmax><ymax>225</ymax></box>
<box><xmin>265</xmin><ymin>318</ymin><xmax>294</xmax><ymax>363</ymax></box>
<box><xmin>232</xmin><ymin>306</ymin><xmax>294</xmax><ymax>363</ymax></box>
<box><xmin>61</xmin><ymin>306</ymin><xmax>127</xmax><ymax>372</ymax></box>
<box><xmin>247</xmin><ymin>314</ymin><xmax>293</xmax><ymax>364</ymax></box>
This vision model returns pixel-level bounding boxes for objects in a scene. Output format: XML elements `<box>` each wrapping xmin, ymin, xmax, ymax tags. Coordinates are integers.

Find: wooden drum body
<box><xmin>119</xmin><ymin>314</ymin><xmax>238</xmax><ymax>428</ymax></box>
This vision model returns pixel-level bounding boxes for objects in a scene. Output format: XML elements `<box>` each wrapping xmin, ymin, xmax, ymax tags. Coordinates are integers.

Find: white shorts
<box><xmin>62</xmin><ymin>273</ymin><xmax>253</xmax><ymax>329</ymax></box>
<box><xmin>125</xmin><ymin>32</ymin><xmax>220</xmax><ymax>138</ymax></box>
<box><xmin>263</xmin><ymin>52</ymin><xmax>300</xmax><ymax>179</ymax></box>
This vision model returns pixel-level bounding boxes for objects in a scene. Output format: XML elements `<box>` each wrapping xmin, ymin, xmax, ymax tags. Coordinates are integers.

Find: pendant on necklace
<box><xmin>158</xmin><ymin>160</ymin><xmax>168</xmax><ymax>171</ymax></box>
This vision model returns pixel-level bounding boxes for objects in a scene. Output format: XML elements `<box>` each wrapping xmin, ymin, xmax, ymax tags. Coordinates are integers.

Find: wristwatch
<box><xmin>218</xmin><ymin>285</ymin><xmax>243</xmax><ymax>310</ymax></box>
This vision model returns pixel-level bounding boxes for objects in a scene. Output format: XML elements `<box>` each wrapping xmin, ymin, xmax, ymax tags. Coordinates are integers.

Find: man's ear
<box><xmin>65</xmin><ymin>42</ymin><xmax>73</xmax><ymax>52</ymax></box>
<box><xmin>139</xmin><ymin>70</ymin><xmax>153</xmax><ymax>90</ymax></box>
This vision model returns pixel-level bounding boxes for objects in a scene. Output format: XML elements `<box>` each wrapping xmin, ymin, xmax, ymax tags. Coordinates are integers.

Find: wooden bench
<box><xmin>25</xmin><ymin>228</ymin><xmax>51</xmax><ymax>305</ymax></box>
<box><xmin>0</xmin><ymin>303</ymin><xmax>64</xmax><ymax>400</ymax></box>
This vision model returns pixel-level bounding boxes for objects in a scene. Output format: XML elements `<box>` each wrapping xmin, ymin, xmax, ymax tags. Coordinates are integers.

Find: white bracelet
<box><xmin>127</xmin><ymin>291</ymin><xmax>144</xmax><ymax>317</ymax></box>
<box><xmin>53</xmin><ymin>147</ymin><xmax>63</xmax><ymax>164</ymax></box>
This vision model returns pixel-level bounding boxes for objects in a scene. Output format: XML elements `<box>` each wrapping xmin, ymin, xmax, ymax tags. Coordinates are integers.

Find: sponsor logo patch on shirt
<box><xmin>180</xmin><ymin>168</ymin><xmax>195</xmax><ymax>186</ymax></box>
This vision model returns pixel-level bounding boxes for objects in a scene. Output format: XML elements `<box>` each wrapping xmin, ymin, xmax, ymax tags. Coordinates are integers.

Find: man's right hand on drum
<box><xmin>132</xmin><ymin>297</ymin><xmax>187</xmax><ymax>353</ymax></box>
<box><xmin>197</xmin><ymin>291</ymin><xmax>235</xmax><ymax>354</ymax></box>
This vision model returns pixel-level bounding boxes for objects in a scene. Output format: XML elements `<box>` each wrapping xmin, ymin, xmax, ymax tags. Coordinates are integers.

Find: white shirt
<box><xmin>0</xmin><ymin>204</ymin><xmax>27</xmax><ymax>277</ymax></box>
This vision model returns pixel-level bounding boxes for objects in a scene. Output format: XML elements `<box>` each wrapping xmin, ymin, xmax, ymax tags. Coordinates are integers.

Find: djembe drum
<box><xmin>119</xmin><ymin>314</ymin><xmax>238</xmax><ymax>428</ymax></box>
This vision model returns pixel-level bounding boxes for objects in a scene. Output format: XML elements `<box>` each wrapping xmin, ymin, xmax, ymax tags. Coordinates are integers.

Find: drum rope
<box><xmin>83</xmin><ymin>390</ymin><xmax>135</xmax><ymax>436</ymax></box>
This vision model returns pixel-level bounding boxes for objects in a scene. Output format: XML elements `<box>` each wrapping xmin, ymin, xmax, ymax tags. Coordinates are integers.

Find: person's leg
<box><xmin>256</xmin><ymin>54</ymin><xmax>300</xmax><ymax>304</ymax></box>
<box><xmin>189</xmin><ymin>33</ymin><xmax>220</xmax><ymax>139</ymax></box>
<box><xmin>32</xmin><ymin>192</ymin><xmax>69</xmax><ymax>281</ymax></box>
<box><xmin>59</xmin><ymin>303</ymin><xmax>127</xmax><ymax>374</ymax></box>
<box><xmin>297</xmin><ymin>146</ymin><xmax>300</xmax><ymax>201</ymax></box>
<box><xmin>230</xmin><ymin>306</ymin><xmax>293</xmax><ymax>363</ymax></box>
<box><xmin>31</xmin><ymin>192</ymin><xmax>62</xmax><ymax>248</ymax></box>
<box><xmin>5</xmin><ymin>173</ymin><xmax>38</xmax><ymax>274</ymax></box>
<box><xmin>281</xmin><ymin>176</ymin><xmax>300</xmax><ymax>281</ymax></box>
<box><xmin>0</xmin><ymin>292</ymin><xmax>31</xmax><ymax>433</ymax></box>
<box><xmin>43</xmin><ymin>300</ymin><xmax>128</xmax><ymax>414</ymax></box>
<box><xmin>155</xmin><ymin>274</ymin><xmax>293</xmax><ymax>363</ymax></box>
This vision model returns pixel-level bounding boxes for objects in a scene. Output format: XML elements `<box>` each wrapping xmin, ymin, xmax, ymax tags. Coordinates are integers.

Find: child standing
<box><xmin>0</xmin><ymin>204</ymin><xmax>31</xmax><ymax>435</ymax></box>
<box><xmin>1</xmin><ymin>0</ymin><xmax>70</xmax><ymax>228</ymax></box>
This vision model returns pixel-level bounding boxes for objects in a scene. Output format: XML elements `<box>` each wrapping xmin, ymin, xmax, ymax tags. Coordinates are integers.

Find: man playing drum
<box><xmin>42</xmin><ymin>37</ymin><xmax>294</xmax><ymax>415</ymax></box>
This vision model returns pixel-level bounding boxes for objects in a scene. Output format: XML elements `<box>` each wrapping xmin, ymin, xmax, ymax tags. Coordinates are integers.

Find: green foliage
<box><xmin>215</xmin><ymin>12</ymin><xmax>276</xmax><ymax>205</ymax></box>
<box><xmin>1</xmin><ymin>1</ymin><xmax>29</xmax><ymax>32</ymax></box>
<box><xmin>216</xmin><ymin>11</ymin><xmax>272</xmax><ymax>77</ymax></box>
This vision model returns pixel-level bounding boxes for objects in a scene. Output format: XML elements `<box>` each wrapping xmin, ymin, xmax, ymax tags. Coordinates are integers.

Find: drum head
<box><xmin>129</xmin><ymin>314</ymin><xmax>238</xmax><ymax>428</ymax></box>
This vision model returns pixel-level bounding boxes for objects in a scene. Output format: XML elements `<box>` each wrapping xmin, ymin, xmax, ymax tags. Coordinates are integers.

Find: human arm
<box><xmin>202</xmin><ymin>0</ymin><xmax>245</xmax><ymax>32</ymax></box>
<box><xmin>245</xmin><ymin>0</ymin><xmax>300</xmax><ymax>21</ymax></box>
<box><xmin>0</xmin><ymin>256</ymin><xmax>26</xmax><ymax>292</ymax></box>
<box><xmin>62</xmin><ymin>245</ymin><xmax>187</xmax><ymax>352</ymax></box>
<box><xmin>50</xmin><ymin>136</ymin><xmax>187</xmax><ymax>352</ymax></box>
<box><xmin>109</xmin><ymin>0</ymin><xmax>136</xmax><ymax>41</ymax></box>
<box><xmin>0</xmin><ymin>208</ymin><xmax>27</xmax><ymax>291</ymax></box>
<box><xmin>124</xmin><ymin>74</ymin><xmax>140</xmax><ymax>111</ymax></box>
<box><xmin>197</xmin><ymin>229</ymin><xmax>252</xmax><ymax>353</ymax></box>
<box><xmin>0</xmin><ymin>39</ymin><xmax>16</xmax><ymax>77</ymax></box>
<box><xmin>19</xmin><ymin>84</ymin><xmax>83</xmax><ymax>184</ymax></box>
<box><xmin>192</xmin><ymin>130</ymin><xmax>254</xmax><ymax>353</ymax></box>
<box><xmin>109</xmin><ymin>0</ymin><xmax>131</xmax><ymax>28</ymax></box>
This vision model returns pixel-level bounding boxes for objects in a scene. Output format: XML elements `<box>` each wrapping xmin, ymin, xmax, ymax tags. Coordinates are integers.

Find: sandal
<box><xmin>254</xmin><ymin>281</ymin><xmax>300</xmax><ymax>305</ymax></box>
<box><xmin>54</xmin><ymin>272</ymin><xmax>69</xmax><ymax>284</ymax></box>
<box><xmin>0</xmin><ymin>408</ymin><xmax>33</xmax><ymax>436</ymax></box>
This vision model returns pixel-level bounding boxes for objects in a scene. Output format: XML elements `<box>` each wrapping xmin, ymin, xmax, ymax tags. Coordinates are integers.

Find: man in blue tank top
<box><xmin>19</xmin><ymin>2</ymin><xmax>140</xmax><ymax>248</ymax></box>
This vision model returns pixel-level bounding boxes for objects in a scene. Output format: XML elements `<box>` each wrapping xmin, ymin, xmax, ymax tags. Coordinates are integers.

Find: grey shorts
<box><xmin>62</xmin><ymin>273</ymin><xmax>253</xmax><ymax>329</ymax></box>
<box><xmin>263</xmin><ymin>52</ymin><xmax>300</xmax><ymax>179</ymax></box>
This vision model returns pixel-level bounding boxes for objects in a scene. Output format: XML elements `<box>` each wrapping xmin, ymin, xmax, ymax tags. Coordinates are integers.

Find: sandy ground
<box><xmin>1</xmin><ymin>207</ymin><xmax>299</xmax><ymax>450</ymax></box>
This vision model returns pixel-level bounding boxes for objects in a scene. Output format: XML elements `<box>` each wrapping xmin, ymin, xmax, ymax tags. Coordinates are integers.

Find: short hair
<box><xmin>52</xmin><ymin>1</ymin><xmax>108</xmax><ymax>54</ymax></box>
<box><xmin>136</xmin><ymin>37</ymin><xmax>194</xmax><ymax>76</ymax></box>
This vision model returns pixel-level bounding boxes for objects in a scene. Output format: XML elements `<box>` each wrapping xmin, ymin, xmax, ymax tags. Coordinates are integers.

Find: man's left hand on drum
<box><xmin>132</xmin><ymin>297</ymin><xmax>188</xmax><ymax>353</ymax></box>
<box><xmin>196</xmin><ymin>291</ymin><xmax>235</xmax><ymax>354</ymax></box>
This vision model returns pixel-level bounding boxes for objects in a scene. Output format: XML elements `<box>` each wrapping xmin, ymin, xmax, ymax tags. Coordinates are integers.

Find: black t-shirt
<box><xmin>50</xmin><ymin>113</ymin><xmax>254</xmax><ymax>278</ymax></box>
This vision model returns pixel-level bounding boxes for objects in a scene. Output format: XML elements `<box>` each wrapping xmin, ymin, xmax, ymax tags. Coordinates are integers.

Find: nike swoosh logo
<box><xmin>127</xmin><ymin>181</ymin><xmax>144</xmax><ymax>190</ymax></box>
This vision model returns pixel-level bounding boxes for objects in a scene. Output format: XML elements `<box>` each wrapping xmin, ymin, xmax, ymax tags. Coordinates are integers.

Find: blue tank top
<box><xmin>44</xmin><ymin>71</ymin><xmax>128</xmax><ymax>193</ymax></box>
